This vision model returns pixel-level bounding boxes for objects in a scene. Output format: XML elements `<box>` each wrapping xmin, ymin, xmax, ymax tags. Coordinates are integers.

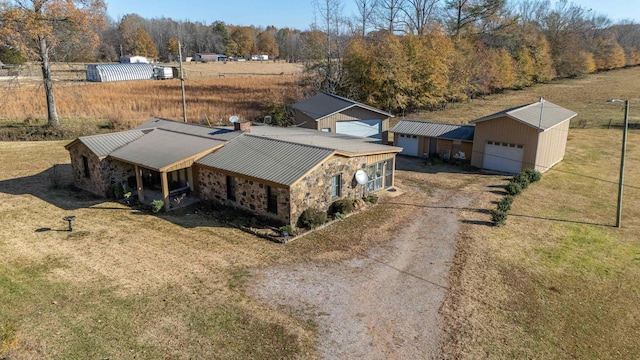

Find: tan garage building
<box><xmin>470</xmin><ymin>99</ymin><xmax>577</xmax><ymax>173</ymax></box>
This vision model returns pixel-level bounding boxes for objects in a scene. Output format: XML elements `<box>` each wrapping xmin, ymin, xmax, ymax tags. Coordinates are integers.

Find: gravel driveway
<box><xmin>250</xmin><ymin>158</ymin><xmax>482</xmax><ymax>359</ymax></box>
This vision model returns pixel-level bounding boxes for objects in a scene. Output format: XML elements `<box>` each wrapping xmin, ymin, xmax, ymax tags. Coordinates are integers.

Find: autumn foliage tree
<box><xmin>133</xmin><ymin>28</ymin><xmax>157</xmax><ymax>59</ymax></box>
<box><xmin>0</xmin><ymin>0</ymin><xmax>106</xmax><ymax>127</ymax></box>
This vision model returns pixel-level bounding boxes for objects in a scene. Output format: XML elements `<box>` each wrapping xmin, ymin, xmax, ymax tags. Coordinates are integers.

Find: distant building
<box><xmin>120</xmin><ymin>55</ymin><xmax>149</xmax><ymax>64</ymax></box>
<box><xmin>251</xmin><ymin>55</ymin><xmax>269</xmax><ymax>61</ymax></box>
<box><xmin>193</xmin><ymin>53</ymin><xmax>227</xmax><ymax>62</ymax></box>
<box><xmin>86</xmin><ymin>63</ymin><xmax>154</xmax><ymax>82</ymax></box>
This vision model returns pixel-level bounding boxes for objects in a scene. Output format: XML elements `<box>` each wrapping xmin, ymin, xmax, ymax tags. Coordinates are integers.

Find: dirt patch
<box><xmin>250</xmin><ymin>157</ymin><xmax>498</xmax><ymax>358</ymax></box>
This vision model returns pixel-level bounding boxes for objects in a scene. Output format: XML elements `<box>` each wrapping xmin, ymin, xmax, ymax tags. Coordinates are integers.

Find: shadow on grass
<box><xmin>508</xmin><ymin>212</ymin><xmax>613</xmax><ymax>227</ymax></box>
<box><xmin>0</xmin><ymin>164</ymin><xmax>105</xmax><ymax>211</ymax></box>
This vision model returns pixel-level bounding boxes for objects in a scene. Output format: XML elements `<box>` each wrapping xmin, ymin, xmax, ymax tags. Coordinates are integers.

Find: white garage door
<box><xmin>396</xmin><ymin>134</ymin><xmax>419</xmax><ymax>156</ymax></box>
<box><xmin>336</xmin><ymin>120</ymin><xmax>382</xmax><ymax>139</ymax></box>
<box><xmin>483</xmin><ymin>142</ymin><xmax>524</xmax><ymax>173</ymax></box>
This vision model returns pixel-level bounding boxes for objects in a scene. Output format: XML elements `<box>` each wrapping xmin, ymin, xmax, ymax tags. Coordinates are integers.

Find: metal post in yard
<box><xmin>607</xmin><ymin>99</ymin><xmax>629</xmax><ymax>228</ymax></box>
<box><xmin>178</xmin><ymin>41</ymin><xmax>187</xmax><ymax>123</ymax></box>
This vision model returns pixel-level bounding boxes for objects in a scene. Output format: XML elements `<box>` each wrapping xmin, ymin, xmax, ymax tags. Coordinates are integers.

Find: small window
<box><xmin>226</xmin><ymin>175</ymin><xmax>236</xmax><ymax>201</ymax></box>
<box><xmin>267</xmin><ymin>186</ymin><xmax>278</xmax><ymax>214</ymax></box>
<box><xmin>82</xmin><ymin>155</ymin><xmax>90</xmax><ymax>178</ymax></box>
<box><xmin>487</xmin><ymin>141</ymin><xmax>493</xmax><ymax>145</ymax></box>
<box><xmin>412</xmin><ymin>135</ymin><xmax>417</xmax><ymax>138</ymax></box>
<box><xmin>331</xmin><ymin>174</ymin><xmax>342</xmax><ymax>198</ymax></box>
<box><xmin>509</xmin><ymin>143</ymin><xmax>515</xmax><ymax>147</ymax></box>
<box><xmin>517</xmin><ymin>144</ymin><xmax>524</xmax><ymax>149</ymax></box>
<box><xmin>321</xmin><ymin>128</ymin><xmax>331</xmax><ymax>132</ymax></box>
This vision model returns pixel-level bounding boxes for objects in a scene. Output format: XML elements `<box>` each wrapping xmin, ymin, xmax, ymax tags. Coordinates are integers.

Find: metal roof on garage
<box><xmin>196</xmin><ymin>134</ymin><xmax>335</xmax><ymax>186</ymax></box>
<box><xmin>391</xmin><ymin>120</ymin><xmax>475</xmax><ymax>141</ymax></box>
<box><xmin>470</xmin><ymin>99</ymin><xmax>577</xmax><ymax>131</ymax></box>
<box><xmin>292</xmin><ymin>92</ymin><xmax>394</xmax><ymax>121</ymax></box>
<box><xmin>65</xmin><ymin>130</ymin><xmax>147</xmax><ymax>157</ymax></box>
<box><xmin>109</xmin><ymin>128</ymin><xmax>225</xmax><ymax>171</ymax></box>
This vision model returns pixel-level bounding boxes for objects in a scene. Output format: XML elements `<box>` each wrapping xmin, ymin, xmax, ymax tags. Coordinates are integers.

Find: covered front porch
<box><xmin>133</xmin><ymin>164</ymin><xmax>197</xmax><ymax>211</ymax></box>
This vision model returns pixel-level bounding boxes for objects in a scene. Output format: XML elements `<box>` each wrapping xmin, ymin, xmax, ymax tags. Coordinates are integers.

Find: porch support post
<box><xmin>135</xmin><ymin>165</ymin><xmax>144</xmax><ymax>202</ymax></box>
<box><xmin>161</xmin><ymin>171</ymin><xmax>170</xmax><ymax>211</ymax></box>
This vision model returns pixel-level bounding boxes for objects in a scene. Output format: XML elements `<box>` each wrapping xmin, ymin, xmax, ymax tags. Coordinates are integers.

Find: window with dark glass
<box><xmin>226</xmin><ymin>175</ymin><xmax>236</xmax><ymax>201</ymax></box>
<box><xmin>331</xmin><ymin>174</ymin><xmax>341</xmax><ymax>198</ymax></box>
<box><xmin>82</xmin><ymin>155</ymin><xmax>90</xmax><ymax>178</ymax></box>
<box><xmin>267</xmin><ymin>186</ymin><xmax>278</xmax><ymax>214</ymax></box>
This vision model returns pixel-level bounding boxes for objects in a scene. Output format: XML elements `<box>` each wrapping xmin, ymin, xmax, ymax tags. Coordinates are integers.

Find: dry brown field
<box><xmin>0</xmin><ymin>61</ymin><xmax>304</xmax><ymax>132</ymax></box>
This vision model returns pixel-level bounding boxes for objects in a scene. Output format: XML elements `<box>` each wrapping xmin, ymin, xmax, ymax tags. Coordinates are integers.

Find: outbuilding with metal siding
<box><xmin>292</xmin><ymin>93</ymin><xmax>393</xmax><ymax>143</ymax></box>
<box><xmin>86</xmin><ymin>63</ymin><xmax>154</xmax><ymax>82</ymax></box>
<box><xmin>469</xmin><ymin>99</ymin><xmax>577</xmax><ymax>173</ymax></box>
<box><xmin>391</xmin><ymin>120</ymin><xmax>475</xmax><ymax>160</ymax></box>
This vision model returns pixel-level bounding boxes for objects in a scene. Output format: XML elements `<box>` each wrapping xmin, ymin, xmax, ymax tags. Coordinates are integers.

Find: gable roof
<box><xmin>292</xmin><ymin>93</ymin><xmax>393</xmax><ymax>121</ymax></box>
<box><xmin>64</xmin><ymin>129</ymin><xmax>147</xmax><ymax>157</ymax></box>
<box><xmin>196</xmin><ymin>135</ymin><xmax>335</xmax><ymax>186</ymax></box>
<box><xmin>391</xmin><ymin>120</ymin><xmax>475</xmax><ymax>141</ymax></box>
<box><xmin>109</xmin><ymin>129</ymin><xmax>225</xmax><ymax>171</ymax></box>
<box><xmin>470</xmin><ymin>100</ymin><xmax>577</xmax><ymax>131</ymax></box>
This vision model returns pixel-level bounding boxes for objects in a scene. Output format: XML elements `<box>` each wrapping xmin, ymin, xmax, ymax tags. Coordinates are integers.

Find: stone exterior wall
<box><xmin>68</xmin><ymin>142</ymin><xmax>107</xmax><ymax>196</ymax></box>
<box><xmin>101</xmin><ymin>159</ymin><xmax>136</xmax><ymax>196</ymax></box>
<box><xmin>289</xmin><ymin>155</ymin><xmax>366</xmax><ymax>225</ymax></box>
<box><xmin>68</xmin><ymin>142</ymin><xmax>136</xmax><ymax>197</ymax></box>
<box><xmin>197</xmin><ymin>167</ymin><xmax>291</xmax><ymax>225</ymax></box>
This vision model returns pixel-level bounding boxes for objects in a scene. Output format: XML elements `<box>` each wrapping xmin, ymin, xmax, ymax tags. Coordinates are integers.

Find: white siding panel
<box><xmin>336</xmin><ymin>120</ymin><xmax>382</xmax><ymax>139</ymax></box>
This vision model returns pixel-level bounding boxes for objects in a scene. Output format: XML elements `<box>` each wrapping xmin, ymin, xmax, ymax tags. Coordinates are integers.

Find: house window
<box><xmin>226</xmin><ymin>175</ymin><xmax>236</xmax><ymax>201</ymax></box>
<box><xmin>331</xmin><ymin>174</ymin><xmax>342</xmax><ymax>198</ymax></box>
<box><xmin>267</xmin><ymin>186</ymin><xmax>278</xmax><ymax>214</ymax></box>
<box><xmin>82</xmin><ymin>155</ymin><xmax>90</xmax><ymax>178</ymax></box>
<box><xmin>321</xmin><ymin>128</ymin><xmax>331</xmax><ymax>132</ymax></box>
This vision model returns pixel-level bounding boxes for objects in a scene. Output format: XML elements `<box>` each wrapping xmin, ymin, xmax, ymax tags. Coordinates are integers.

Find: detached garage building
<box><xmin>292</xmin><ymin>93</ymin><xmax>393</xmax><ymax>144</ymax></box>
<box><xmin>391</xmin><ymin>120</ymin><xmax>475</xmax><ymax>160</ymax></box>
<box><xmin>470</xmin><ymin>99</ymin><xmax>577</xmax><ymax>173</ymax></box>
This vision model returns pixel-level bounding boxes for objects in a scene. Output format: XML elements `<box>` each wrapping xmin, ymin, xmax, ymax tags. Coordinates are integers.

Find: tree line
<box><xmin>1</xmin><ymin>0</ymin><xmax>640</xmax><ymax>127</ymax></box>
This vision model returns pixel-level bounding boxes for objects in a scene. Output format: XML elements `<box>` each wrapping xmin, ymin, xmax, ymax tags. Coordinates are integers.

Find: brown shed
<box><xmin>469</xmin><ymin>99</ymin><xmax>577</xmax><ymax>173</ymax></box>
<box><xmin>292</xmin><ymin>93</ymin><xmax>393</xmax><ymax>144</ymax></box>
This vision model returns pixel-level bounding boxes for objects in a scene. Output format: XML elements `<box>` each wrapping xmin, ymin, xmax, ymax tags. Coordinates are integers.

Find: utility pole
<box><xmin>178</xmin><ymin>41</ymin><xmax>187</xmax><ymax>123</ymax></box>
<box><xmin>607</xmin><ymin>99</ymin><xmax>629</xmax><ymax>228</ymax></box>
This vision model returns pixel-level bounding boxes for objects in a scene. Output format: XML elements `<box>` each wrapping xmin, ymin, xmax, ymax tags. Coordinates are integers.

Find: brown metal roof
<box><xmin>470</xmin><ymin>100</ymin><xmax>577</xmax><ymax>130</ymax></box>
<box><xmin>109</xmin><ymin>129</ymin><xmax>225</xmax><ymax>171</ymax></box>
<box><xmin>292</xmin><ymin>93</ymin><xmax>393</xmax><ymax>121</ymax></box>
<box><xmin>196</xmin><ymin>134</ymin><xmax>335</xmax><ymax>186</ymax></box>
<box><xmin>67</xmin><ymin>130</ymin><xmax>147</xmax><ymax>157</ymax></box>
<box><xmin>391</xmin><ymin>120</ymin><xmax>475</xmax><ymax>141</ymax></box>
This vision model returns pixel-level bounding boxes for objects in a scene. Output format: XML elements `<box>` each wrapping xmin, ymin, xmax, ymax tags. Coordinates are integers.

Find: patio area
<box><xmin>136</xmin><ymin>188</ymin><xmax>200</xmax><ymax>211</ymax></box>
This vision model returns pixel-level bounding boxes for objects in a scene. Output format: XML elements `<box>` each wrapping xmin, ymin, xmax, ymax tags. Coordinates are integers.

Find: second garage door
<box><xmin>396</xmin><ymin>134</ymin><xmax>419</xmax><ymax>156</ymax></box>
<box><xmin>482</xmin><ymin>142</ymin><xmax>524</xmax><ymax>173</ymax></box>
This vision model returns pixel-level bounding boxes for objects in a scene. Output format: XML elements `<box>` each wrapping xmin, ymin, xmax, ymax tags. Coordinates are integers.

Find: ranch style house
<box><xmin>65</xmin><ymin>118</ymin><xmax>401</xmax><ymax>227</ymax></box>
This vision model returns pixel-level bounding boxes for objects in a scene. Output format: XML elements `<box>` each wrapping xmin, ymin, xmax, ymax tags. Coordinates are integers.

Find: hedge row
<box><xmin>492</xmin><ymin>169</ymin><xmax>542</xmax><ymax>226</ymax></box>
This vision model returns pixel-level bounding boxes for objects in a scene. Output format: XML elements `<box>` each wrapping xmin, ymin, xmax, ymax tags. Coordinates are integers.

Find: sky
<box><xmin>105</xmin><ymin>0</ymin><xmax>640</xmax><ymax>30</ymax></box>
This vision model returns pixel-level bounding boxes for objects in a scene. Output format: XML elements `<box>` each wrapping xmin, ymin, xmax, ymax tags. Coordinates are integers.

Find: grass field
<box><xmin>0</xmin><ymin>140</ymin><xmax>416</xmax><ymax>358</ymax></box>
<box><xmin>1</xmin><ymin>65</ymin><xmax>639</xmax><ymax>358</ymax></box>
<box><xmin>0</xmin><ymin>61</ymin><xmax>305</xmax><ymax>136</ymax></box>
<box><xmin>439</xmin><ymin>71</ymin><xmax>640</xmax><ymax>357</ymax></box>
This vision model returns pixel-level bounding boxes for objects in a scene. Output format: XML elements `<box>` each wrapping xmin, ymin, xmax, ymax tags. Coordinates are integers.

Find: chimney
<box><xmin>234</xmin><ymin>121</ymin><xmax>251</xmax><ymax>132</ymax></box>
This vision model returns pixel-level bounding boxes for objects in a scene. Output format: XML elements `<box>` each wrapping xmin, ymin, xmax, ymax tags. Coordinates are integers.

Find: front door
<box><xmin>384</xmin><ymin>159</ymin><xmax>393</xmax><ymax>188</ymax></box>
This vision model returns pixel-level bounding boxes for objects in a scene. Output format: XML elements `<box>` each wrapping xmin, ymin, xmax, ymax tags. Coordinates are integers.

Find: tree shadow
<box><xmin>0</xmin><ymin>164</ymin><xmax>107</xmax><ymax>210</ymax></box>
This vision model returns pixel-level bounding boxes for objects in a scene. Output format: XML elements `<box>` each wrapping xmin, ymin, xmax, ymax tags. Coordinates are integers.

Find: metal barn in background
<box><xmin>86</xmin><ymin>63</ymin><xmax>154</xmax><ymax>82</ymax></box>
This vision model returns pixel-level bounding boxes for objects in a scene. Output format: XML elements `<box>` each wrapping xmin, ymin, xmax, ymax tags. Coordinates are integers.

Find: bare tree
<box><xmin>354</xmin><ymin>0</ymin><xmax>378</xmax><ymax>37</ymax></box>
<box><xmin>0</xmin><ymin>0</ymin><xmax>106</xmax><ymax>127</ymax></box>
<box><xmin>401</xmin><ymin>0</ymin><xmax>441</xmax><ymax>35</ymax></box>
<box><xmin>375</xmin><ymin>0</ymin><xmax>406</xmax><ymax>33</ymax></box>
